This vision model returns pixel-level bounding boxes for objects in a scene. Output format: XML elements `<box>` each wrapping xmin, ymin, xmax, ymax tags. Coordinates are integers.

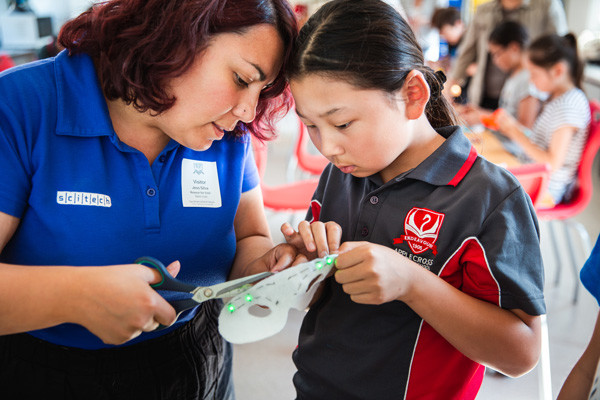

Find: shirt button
<box><xmin>159</xmin><ymin>155</ymin><xmax>166</xmax><ymax>163</ymax></box>
<box><xmin>146</xmin><ymin>187</ymin><xmax>156</xmax><ymax>197</ymax></box>
<box><xmin>361</xmin><ymin>226</ymin><xmax>369</xmax><ymax>237</ymax></box>
<box><xmin>369</xmin><ymin>196</ymin><xmax>379</xmax><ymax>205</ymax></box>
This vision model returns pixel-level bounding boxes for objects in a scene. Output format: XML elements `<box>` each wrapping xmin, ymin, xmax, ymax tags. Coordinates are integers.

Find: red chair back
<box><xmin>507</xmin><ymin>163</ymin><xmax>551</xmax><ymax>208</ymax></box>
<box><xmin>251</xmin><ymin>135</ymin><xmax>319</xmax><ymax>211</ymax></box>
<box><xmin>537</xmin><ymin>100</ymin><xmax>600</xmax><ymax>219</ymax></box>
<box><xmin>294</xmin><ymin>117</ymin><xmax>329</xmax><ymax>176</ymax></box>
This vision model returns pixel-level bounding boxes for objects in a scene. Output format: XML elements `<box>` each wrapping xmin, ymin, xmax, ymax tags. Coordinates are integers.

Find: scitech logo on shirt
<box><xmin>56</xmin><ymin>191</ymin><xmax>112</xmax><ymax>207</ymax></box>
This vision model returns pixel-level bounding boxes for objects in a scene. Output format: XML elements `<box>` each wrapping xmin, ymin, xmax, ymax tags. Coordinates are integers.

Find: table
<box><xmin>464</xmin><ymin>129</ymin><xmax>521</xmax><ymax>167</ymax></box>
<box><xmin>464</xmin><ymin>128</ymin><xmax>555</xmax><ymax>208</ymax></box>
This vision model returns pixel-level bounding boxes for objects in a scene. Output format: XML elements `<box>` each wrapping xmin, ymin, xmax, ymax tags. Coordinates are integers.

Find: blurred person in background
<box><xmin>459</xmin><ymin>20</ymin><xmax>542</xmax><ymax>129</ymax></box>
<box><xmin>446</xmin><ymin>0</ymin><xmax>567</xmax><ymax>109</ymax></box>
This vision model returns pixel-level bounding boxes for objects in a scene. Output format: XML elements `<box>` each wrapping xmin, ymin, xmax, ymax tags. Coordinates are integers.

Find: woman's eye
<box><xmin>235</xmin><ymin>73</ymin><xmax>249</xmax><ymax>88</ymax></box>
<box><xmin>336</xmin><ymin>122</ymin><xmax>352</xmax><ymax>129</ymax></box>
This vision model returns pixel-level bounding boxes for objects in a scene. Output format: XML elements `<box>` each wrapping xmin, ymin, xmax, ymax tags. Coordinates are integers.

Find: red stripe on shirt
<box><xmin>405</xmin><ymin>238</ymin><xmax>499</xmax><ymax>399</ymax></box>
<box><xmin>447</xmin><ymin>146</ymin><xmax>478</xmax><ymax>187</ymax></box>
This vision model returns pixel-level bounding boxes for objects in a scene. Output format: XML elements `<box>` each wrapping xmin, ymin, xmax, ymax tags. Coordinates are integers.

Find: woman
<box><xmin>0</xmin><ymin>0</ymin><xmax>297</xmax><ymax>399</ymax></box>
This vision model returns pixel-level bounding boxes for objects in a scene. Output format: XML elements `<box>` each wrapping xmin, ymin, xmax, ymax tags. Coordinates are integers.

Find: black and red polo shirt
<box><xmin>292</xmin><ymin>126</ymin><xmax>545</xmax><ymax>400</ymax></box>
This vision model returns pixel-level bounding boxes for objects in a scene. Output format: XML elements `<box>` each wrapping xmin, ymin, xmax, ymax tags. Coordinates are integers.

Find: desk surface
<box><xmin>464</xmin><ymin>130</ymin><xmax>521</xmax><ymax>167</ymax></box>
<box><xmin>464</xmin><ymin>129</ymin><xmax>555</xmax><ymax>208</ymax></box>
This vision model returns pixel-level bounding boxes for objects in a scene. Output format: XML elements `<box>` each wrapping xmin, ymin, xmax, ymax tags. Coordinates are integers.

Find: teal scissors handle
<box><xmin>135</xmin><ymin>256</ymin><xmax>201</xmax><ymax>328</ymax></box>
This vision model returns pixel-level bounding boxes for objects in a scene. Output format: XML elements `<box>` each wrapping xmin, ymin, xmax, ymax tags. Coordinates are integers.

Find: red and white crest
<box><xmin>393</xmin><ymin>207</ymin><xmax>445</xmax><ymax>255</ymax></box>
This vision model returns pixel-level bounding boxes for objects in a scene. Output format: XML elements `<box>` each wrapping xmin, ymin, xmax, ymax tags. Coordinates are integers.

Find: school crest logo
<box><xmin>393</xmin><ymin>207</ymin><xmax>445</xmax><ymax>255</ymax></box>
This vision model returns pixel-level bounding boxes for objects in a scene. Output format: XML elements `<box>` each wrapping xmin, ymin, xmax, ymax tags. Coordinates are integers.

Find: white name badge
<box><xmin>181</xmin><ymin>159</ymin><xmax>222</xmax><ymax>208</ymax></box>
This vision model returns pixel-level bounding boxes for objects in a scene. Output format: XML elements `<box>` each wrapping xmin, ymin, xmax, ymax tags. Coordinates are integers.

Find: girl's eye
<box><xmin>235</xmin><ymin>73</ymin><xmax>249</xmax><ymax>88</ymax></box>
<box><xmin>336</xmin><ymin>122</ymin><xmax>352</xmax><ymax>129</ymax></box>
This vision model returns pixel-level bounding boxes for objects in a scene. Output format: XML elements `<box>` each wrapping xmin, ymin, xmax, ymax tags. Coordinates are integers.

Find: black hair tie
<box><xmin>434</xmin><ymin>70</ymin><xmax>447</xmax><ymax>85</ymax></box>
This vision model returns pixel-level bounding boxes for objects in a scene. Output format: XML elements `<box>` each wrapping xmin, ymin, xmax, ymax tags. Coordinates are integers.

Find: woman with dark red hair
<box><xmin>0</xmin><ymin>0</ymin><xmax>297</xmax><ymax>398</ymax></box>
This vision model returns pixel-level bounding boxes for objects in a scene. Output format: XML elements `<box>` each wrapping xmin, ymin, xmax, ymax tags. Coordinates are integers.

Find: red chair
<box><xmin>537</xmin><ymin>100</ymin><xmax>600</xmax><ymax>303</ymax></box>
<box><xmin>507</xmin><ymin>163</ymin><xmax>551</xmax><ymax>209</ymax></box>
<box><xmin>507</xmin><ymin>162</ymin><xmax>553</xmax><ymax>400</ymax></box>
<box><xmin>286</xmin><ymin>117</ymin><xmax>329</xmax><ymax>182</ymax></box>
<box><xmin>252</xmin><ymin>136</ymin><xmax>319</xmax><ymax>212</ymax></box>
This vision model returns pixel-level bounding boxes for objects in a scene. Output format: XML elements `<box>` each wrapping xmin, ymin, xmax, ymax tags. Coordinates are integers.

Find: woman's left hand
<box><xmin>334</xmin><ymin>241</ymin><xmax>419</xmax><ymax>305</ymax></box>
<box><xmin>245</xmin><ymin>243</ymin><xmax>305</xmax><ymax>275</ymax></box>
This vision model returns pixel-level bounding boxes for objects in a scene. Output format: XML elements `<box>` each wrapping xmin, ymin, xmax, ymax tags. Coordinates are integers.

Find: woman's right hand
<box><xmin>281</xmin><ymin>220</ymin><xmax>342</xmax><ymax>260</ymax></box>
<box><xmin>70</xmin><ymin>262</ymin><xmax>179</xmax><ymax>345</ymax></box>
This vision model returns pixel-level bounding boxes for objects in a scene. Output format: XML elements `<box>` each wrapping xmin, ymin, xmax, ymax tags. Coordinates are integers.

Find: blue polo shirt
<box><xmin>581</xmin><ymin>234</ymin><xmax>600</xmax><ymax>305</ymax></box>
<box><xmin>0</xmin><ymin>51</ymin><xmax>259</xmax><ymax>349</ymax></box>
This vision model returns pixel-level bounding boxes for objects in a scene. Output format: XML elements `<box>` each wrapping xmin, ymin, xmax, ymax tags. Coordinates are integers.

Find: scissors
<box><xmin>135</xmin><ymin>256</ymin><xmax>273</xmax><ymax>330</ymax></box>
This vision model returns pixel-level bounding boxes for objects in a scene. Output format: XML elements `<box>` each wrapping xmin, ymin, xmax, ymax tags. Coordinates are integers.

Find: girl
<box><xmin>495</xmin><ymin>33</ymin><xmax>591</xmax><ymax>204</ymax></box>
<box><xmin>0</xmin><ymin>0</ymin><xmax>297</xmax><ymax>399</ymax></box>
<box><xmin>282</xmin><ymin>0</ymin><xmax>544</xmax><ymax>398</ymax></box>
<box><xmin>460</xmin><ymin>20</ymin><xmax>542</xmax><ymax>129</ymax></box>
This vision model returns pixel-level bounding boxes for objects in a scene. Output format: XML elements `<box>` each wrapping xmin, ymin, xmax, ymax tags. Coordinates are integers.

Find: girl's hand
<box><xmin>73</xmin><ymin>261</ymin><xmax>180</xmax><ymax>345</ymax></box>
<box><xmin>281</xmin><ymin>220</ymin><xmax>342</xmax><ymax>259</ymax></box>
<box><xmin>495</xmin><ymin>109</ymin><xmax>521</xmax><ymax>139</ymax></box>
<box><xmin>334</xmin><ymin>241</ymin><xmax>419</xmax><ymax>305</ymax></box>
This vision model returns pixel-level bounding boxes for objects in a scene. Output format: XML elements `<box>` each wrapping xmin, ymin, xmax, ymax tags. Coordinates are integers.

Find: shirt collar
<box><xmin>55</xmin><ymin>50</ymin><xmax>115</xmax><ymax>137</ymax></box>
<box><xmin>404</xmin><ymin>126</ymin><xmax>478</xmax><ymax>187</ymax></box>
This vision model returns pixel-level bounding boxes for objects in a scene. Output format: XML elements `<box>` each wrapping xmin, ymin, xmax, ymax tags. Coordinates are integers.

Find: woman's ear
<box><xmin>402</xmin><ymin>70</ymin><xmax>430</xmax><ymax>120</ymax></box>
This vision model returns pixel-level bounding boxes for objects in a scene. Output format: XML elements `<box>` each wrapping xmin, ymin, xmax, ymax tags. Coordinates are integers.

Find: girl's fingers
<box><xmin>280</xmin><ymin>222</ymin><xmax>295</xmax><ymax>238</ymax></box>
<box><xmin>325</xmin><ymin>222</ymin><xmax>342</xmax><ymax>254</ymax></box>
<box><xmin>298</xmin><ymin>220</ymin><xmax>317</xmax><ymax>253</ymax></box>
<box><xmin>310</xmin><ymin>222</ymin><xmax>330</xmax><ymax>257</ymax></box>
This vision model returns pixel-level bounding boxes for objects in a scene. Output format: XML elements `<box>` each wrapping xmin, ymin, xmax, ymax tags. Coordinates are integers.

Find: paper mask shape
<box><xmin>218</xmin><ymin>255</ymin><xmax>338</xmax><ymax>344</ymax></box>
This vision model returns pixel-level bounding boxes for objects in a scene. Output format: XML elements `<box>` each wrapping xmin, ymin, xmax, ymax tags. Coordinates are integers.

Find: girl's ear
<box><xmin>402</xmin><ymin>70</ymin><xmax>430</xmax><ymax>120</ymax></box>
<box><xmin>550</xmin><ymin>60</ymin><xmax>568</xmax><ymax>80</ymax></box>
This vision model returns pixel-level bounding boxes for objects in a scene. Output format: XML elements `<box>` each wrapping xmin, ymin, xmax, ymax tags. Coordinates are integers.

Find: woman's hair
<box><xmin>528</xmin><ymin>33</ymin><xmax>583</xmax><ymax>89</ymax></box>
<box><xmin>58</xmin><ymin>0</ymin><xmax>297</xmax><ymax>138</ymax></box>
<box><xmin>488</xmin><ymin>20</ymin><xmax>528</xmax><ymax>49</ymax></box>
<box><xmin>288</xmin><ymin>0</ymin><xmax>457</xmax><ymax>128</ymax></box>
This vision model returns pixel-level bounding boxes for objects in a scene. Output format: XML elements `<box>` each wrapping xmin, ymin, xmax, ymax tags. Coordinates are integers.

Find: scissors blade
<box><xmin>191</xmin><ymin>271</ymin><xmax>273</xmax><ymax>302</ymax></box>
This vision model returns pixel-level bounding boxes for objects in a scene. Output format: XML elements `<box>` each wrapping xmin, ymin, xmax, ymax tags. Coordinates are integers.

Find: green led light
<box><xmin>245</xmin><ymin>294</ymin><xmax>253</xmax><ymax>302</ymax></box>
<box><xmin>227</xmin><ymin>303</ymin><xmax>236</xmax><ymax>313</ymax></box>
<box><xmin>314</xmin><ymin>261</ymin><xmax>323</xmax><ymax>270</ymax></box>
<box><xmin>325</xmin><ymin>256</ymin><xmax>334</xmax><ymax>265</ymax></box>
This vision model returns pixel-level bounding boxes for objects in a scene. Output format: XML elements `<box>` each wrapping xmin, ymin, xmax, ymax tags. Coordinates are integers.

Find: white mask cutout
<box><xmin>218</xmin><ymin>255</ymin><xmax>338</xmax><ymax>344</ymax></box>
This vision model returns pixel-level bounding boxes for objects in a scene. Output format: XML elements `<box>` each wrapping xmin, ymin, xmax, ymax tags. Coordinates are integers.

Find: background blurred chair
<box><xmin>507</xmin><ymin>162</ymin><xmax>552</xmax><ymax>400</ymax></box>
<box><xmin>507</xmin><ymin>163</ymin><xmax>551</xmax><ymax>208</ymax></box>
<box><xmin>252</xmin><ymin>136</ymin><xmax>319</xmax><ymax>214</ymax></box>
<box><xmin>537</xmin><ymin>99</ymin><xmax>600</xmax><ymax>304</ymax></box>
<box><xmin>286</xmin><ymin>117</ymin><xmax>329</xmax><ymax>182</ymax></box>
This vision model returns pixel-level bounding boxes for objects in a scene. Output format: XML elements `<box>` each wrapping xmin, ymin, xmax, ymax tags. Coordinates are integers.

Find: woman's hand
<box><xmin>72</xmin><ymin>261</ymin><xmax>180</xmax><ymax>345</ymax></box>
<box><xmin>334</xmin><ymin>241</ymin><xmax>419</xmax><ymax>305</ymax></box>
<box><xmin>243</xmin><ymin>243</ymin><xmax>303</xmax><ymax>275</ymax></box>
<box><xmin>281</xmin><ymin>220</ymin><xmax>342</xmax><ymax>259</ymax></box>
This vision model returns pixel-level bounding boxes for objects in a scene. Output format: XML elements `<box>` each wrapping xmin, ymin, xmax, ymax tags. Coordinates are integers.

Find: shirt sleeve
<box><xmin>450</xmin><ymin>11</ymin><xmax>479</xmax><ymax>84</ymax></box>
<box><xmin>553</xmin><ymin>99</ymin><xmax>590</xmax><ymax>131</ymax></box>
<box><xmin>0</xmin><ymin>102</ymin><xmax>31</xmax><ymax>217</ymax></box>
<box><xmin>546</xmin><ymin>0</ymin><xmax>569</xmax><ymax>36</ymax></box>
<box><xmin>581</xmin><ymin>234</ymin><xmax>600</xmax><ymax>306</ymax></box>
<box><xmin>241</xmin><ymin>136</ymin><xmax>260</xmax><ymax>193</ymax></box>
<box><xmin>476</xmin><ymin>186</ymin><xmax>546</xmax><ymax>315</ymax></box>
